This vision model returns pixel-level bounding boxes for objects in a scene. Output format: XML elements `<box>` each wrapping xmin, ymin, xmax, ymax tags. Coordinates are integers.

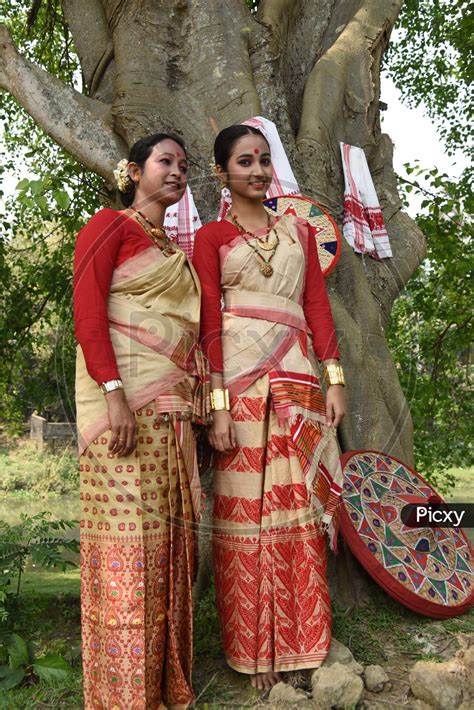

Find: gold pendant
<box><xmin>257</xmin><ymin>239</ymin><xmax>278</xmax><ymax>251</ymax></box>
<box><xmin>150</xmin><ymin>227</ymin><xmax>166</xmax><ymax>240</ymax></box>
<box><xmin>260</xmin><ymin>262</ymin><xmax>273</xmax><ymax>277</ymax></box>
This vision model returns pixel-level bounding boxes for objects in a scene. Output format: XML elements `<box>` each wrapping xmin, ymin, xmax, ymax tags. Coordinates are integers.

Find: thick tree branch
<box><xmin>0</xmin><ymin>25</ymin><xmax>126</xmax><ymax>182</ymax></box>
<box><xmin>257</xmin><ymin>0</ymin><xmax>337</xmax><ymax>132</ymax></box>
<box><xmin>292</xmin><ymin>0</ymin><xmax>425</xmax><ymax>317</ymax></box>
<box><xmin>299</xmin><ymin>0</ymin><xmax>403</xmax><ymax>149</ymax></box>
<box><xmin>61</xmin><ymin>0</ymin><xmax>115</xmax><ymax>102</ymax></box>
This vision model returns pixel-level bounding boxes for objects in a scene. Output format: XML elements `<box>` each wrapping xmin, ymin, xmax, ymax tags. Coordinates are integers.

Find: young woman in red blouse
<box><xmin>193</xmin><ymin>125</ymin><xmax>346</xmax><ymax>691</ymax></box>
<box><xmin>74</xmin><ymin>133</ymin><xmax>205</xmax><ymax>710</ymax></box>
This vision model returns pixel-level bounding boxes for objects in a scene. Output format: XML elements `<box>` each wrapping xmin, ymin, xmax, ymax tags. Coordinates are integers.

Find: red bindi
<box><xmin>254</xmin><ymin>148</ymin><xmax>260</xmax><ymax>154</ymax></box>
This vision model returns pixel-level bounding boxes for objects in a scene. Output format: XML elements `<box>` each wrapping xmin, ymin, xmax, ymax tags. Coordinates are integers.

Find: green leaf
<box><xmin>17</xmin><ymin>194</ymin><xmax>35</xmax><ymax>209</ymax></box>
<box><xmin>7</xmin><ymin>634</ymin><xmax>29</xmax><ymax>670</ymax></box>
<box><xmin>29</xmin><ymin>179</ymin><xmax>45</xmax><ymax>195</ymax></box>
<box><xmin>34</xmin><ymin>195</ymin><xmax>48</xmax><ymax>212</ymax></box>
<box><xmin>15</xmin><ymin>179</ymin><xmax>29</xmax><ymax>192</ymax></box>
<box><xmin>0</xmin><ymin>668</ymin><xmax>25</xmax><ymax>690</ymax></box>
<box><xmin>26</xmin><ymin>641</ymin><xmax>36</xmax><ymax>664</ymax></box>
<box><xmin>33</xmin><ymin>655</ymin><xmax>73</xmax><ymax>684</ymax></box>
<box><xmin>53</xmin><ymin>190</ymin><xmax>70</xmax><ymax>211</ymax></box>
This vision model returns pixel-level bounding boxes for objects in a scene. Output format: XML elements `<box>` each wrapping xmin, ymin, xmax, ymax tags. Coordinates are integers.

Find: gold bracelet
<box><xmin>210</xmin><ymin>388</ymin><xmax>230</xmax><ymax>411</ymax></box>
<box><xmin>323</xmin><ymin>363</ymin><xmax>345</xmax><ymax>387</ymax></box>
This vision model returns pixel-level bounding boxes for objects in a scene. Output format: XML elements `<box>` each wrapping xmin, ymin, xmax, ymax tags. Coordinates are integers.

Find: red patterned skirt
<box><xmin>80</xmin><ymin>404</ymin><xmax>196</xmax><ymax>709</ymax></box>
<box><xmin>213</xmin><ymin>373</ymin><xmax>336</xmax><ymax>674</ymax></box>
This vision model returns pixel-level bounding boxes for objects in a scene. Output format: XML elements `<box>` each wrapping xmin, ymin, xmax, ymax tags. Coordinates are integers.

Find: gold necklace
<box><xmin>130</xmin><ymin>207</ymin><xmax>176</xmax><ymax>257</ymax></box>
<box><xmin>230</xmin><ymin>212</ymin><xmax>279</xmax><ymax>277</ymax></box>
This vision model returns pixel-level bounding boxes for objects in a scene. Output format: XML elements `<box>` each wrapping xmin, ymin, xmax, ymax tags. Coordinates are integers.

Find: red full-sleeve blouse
<box><xmin>192</xmin><ymin>219</ymin><xmax>340</xmax><ymax>373</ymax></box>
<box><xmin>73</xmin><ymin>208</ymin><xmax>153</xmax><ymax>385</ymax></box>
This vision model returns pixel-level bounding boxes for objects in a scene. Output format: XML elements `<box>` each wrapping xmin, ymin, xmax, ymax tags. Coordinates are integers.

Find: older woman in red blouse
<box><xmin>74</xmin><ymin>133</ymin><xmax>204</xmax><ymax>710</ymax></box>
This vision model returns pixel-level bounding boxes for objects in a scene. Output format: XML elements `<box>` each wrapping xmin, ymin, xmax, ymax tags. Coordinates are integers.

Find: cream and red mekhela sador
<box><xmin>74</xmin><ymin>209</ymin><xmax>207</xmax><ymax>710</ymax></box>
<box><xmin>193</xmin><ymin>213</ymin><xmax>343</xmax><ymax>674</ymax></box>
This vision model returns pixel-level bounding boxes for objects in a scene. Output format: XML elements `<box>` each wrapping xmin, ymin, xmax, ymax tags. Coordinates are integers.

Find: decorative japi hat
<box><xmin>339</xmin><ymin>450</ymin><xmax>474</xmax><ymax>618</ymax></box>
<box><xmin>217</xmin><ymin>116</ymin><xmax>341</xmax><ymax>276</ymax></box>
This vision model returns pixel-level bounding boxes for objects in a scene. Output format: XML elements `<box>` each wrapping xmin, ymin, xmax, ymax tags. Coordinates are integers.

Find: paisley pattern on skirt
<box><xmin>80</xmin><ymin>404</ymin><xmax>195</xmax><ymax>710</ymax></box>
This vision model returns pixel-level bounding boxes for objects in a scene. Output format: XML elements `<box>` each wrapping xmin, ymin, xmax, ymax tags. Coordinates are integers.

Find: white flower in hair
<box><xmin>114</xmin><ymin>159</ymin><xmax>132</xmax><ymax>192</ymax></box>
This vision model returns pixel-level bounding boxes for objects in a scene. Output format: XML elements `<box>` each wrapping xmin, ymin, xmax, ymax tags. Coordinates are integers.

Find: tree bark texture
<box><xmin>1</xmin><ymin>0</ymin><xmax>426</xmax><ymax>604</ymax></box>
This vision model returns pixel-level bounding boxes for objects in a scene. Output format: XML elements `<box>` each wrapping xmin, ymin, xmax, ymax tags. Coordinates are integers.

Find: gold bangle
<box><xmin>210</xmin><ymin>388</ymin><xmax>230</xmax><ymax>411</ymax></box>
<box><xmin>323</xmin><ymin>363</ymin><xmax>345</xmax><ymax>387</ymax></box>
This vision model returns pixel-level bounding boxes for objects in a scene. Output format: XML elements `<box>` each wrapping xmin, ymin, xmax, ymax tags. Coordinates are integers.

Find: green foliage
<box><xmin>193</xmin><ymin>580</ymin><xmax>222</xmax><ymax>660</ymax></box>
<box><xmin>0</xmin><ymin>512</ymin><xmax>79</xmax><ymax>624</ymax></box>
<box><xmin>386</xmin><ymin>0</ymin><xmax>473</xmax><ymax>154</ymax></box>
<box><xmin>0</xmin><ymin>1</ymin><xmax>105</xmax><ymax>428</ymax></box>
<box><xmin>0</xmin><ymin>442</ymin><xmax>78</xmax><ymax>497</ymax></box>
<box><xmin>0</xmin><ymin>570</ymin><xmax>82</xmax><ymax>707</ymax></box>
<box><xmin>388</xmin><ymin>165</ymin><xmax>473</xmax><ymax>486</ymax></box>
<box><xmin>0</xmin><ymin>633</ymin><xmax>73</xmax><ymax>690</ymax></box>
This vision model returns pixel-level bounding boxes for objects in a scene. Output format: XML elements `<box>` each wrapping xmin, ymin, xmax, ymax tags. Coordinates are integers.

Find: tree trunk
<box><xmin>1</xmin><ymin>0</ymin><xmax>425</xmax><ymax>606</ymax></box>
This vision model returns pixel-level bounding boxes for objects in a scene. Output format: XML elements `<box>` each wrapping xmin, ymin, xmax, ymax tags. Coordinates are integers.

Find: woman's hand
<box><xmin>325</xmin><ymin>384</ymin><xmax>346</xmax><ymax>428</ymax></box>
<box><xmin>208</xmin><ymin>410</ymin><xmax>237</xmax><ymax>452</ymax></box>
<box><xmin>105</xmin><ymin>389</ymin><xmax>138</xmax><ymax>457</ymax></box>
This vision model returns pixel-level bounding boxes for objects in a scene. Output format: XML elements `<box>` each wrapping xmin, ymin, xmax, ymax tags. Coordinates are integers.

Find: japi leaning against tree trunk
<box><xmin>74</xmin><ymin>133</ymin><xmax>208</xmax><ymax>709</ymax></box>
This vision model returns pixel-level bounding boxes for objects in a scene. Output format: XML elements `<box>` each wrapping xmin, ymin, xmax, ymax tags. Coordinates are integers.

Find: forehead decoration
<box><xmin>254</xmin><ymin>148</ymin><xmax>260</xmax><ymax>154</ymax></box>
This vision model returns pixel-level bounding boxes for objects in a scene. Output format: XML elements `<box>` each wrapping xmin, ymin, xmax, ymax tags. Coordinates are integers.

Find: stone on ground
<box><xmin>322</xmin><ymin>638</ymin><xmax>364</xmax><ymax>675</ymax></box>
<box><xmin>409</xmin><ymin>659</ymin><xmax>465</xmax><ymax>709</ymax></box>
<box><xmin>363</xmin><ymin>664</ymin><xmax>389</xmax><ymax>692</ymax></box>
<box><xmin>312</xmin><ymin>661</ymin><xmax>364</xmax><ymax>709</ymax></box>
<box><xmin>268</xmin><ymin>681</ymin><xmax>309</xmax><ymax>705</ymax></box>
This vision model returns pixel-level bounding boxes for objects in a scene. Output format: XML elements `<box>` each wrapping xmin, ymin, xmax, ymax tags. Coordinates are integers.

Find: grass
<box><xmin>445</xmin><ymin>466</ymin><xmax>474</xmax><ymax>503</ymax></box>
<box><xmin>20</xmin><ymin>568</ymin><xmax>80</xmax><ymax>597</ymax></box>
<box><xmin>333</xmin><ymin>582</ymin><xmax>474</xmax><ymax>666</ymax></box>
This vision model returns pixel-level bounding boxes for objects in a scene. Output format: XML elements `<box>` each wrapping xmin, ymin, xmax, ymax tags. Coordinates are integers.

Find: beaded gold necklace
<box><xmin>230</xmin><ymin>212</ymin><xmax>279</xmax><ymax>277</ymax></box>
<box><xmin>130</xmin><ymin>206</ymin><xmax>176</xmax><ymax>257</ymax></box>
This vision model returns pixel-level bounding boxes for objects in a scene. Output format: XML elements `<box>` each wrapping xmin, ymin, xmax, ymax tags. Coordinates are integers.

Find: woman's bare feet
<box><xmin>250</xmin><ymin>671</ymin><xmax>282</xmax><ymax>690</ymax></box>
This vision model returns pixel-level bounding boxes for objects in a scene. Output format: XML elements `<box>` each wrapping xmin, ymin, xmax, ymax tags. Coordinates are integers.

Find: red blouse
<box><xmin>73</xmin><ymin>208</ymin><xmax>153</xmax><ymax>385</ymax></box>
<box><xmin>192</xmin><ymin>219</ymin><xmax>340</xmax><ymax>373</ymax></box>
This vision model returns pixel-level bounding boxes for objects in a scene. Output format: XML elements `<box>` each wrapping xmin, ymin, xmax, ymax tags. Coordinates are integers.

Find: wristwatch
<box><xmin>100</xmin><ymin>379</ymin><xmax>124</xmax><ymax>395</ymax></box>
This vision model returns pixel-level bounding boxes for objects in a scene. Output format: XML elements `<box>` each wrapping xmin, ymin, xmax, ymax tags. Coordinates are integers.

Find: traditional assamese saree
<box><xmin>76</xmin><ymin>241</ymin><xmax>207</xmax><ymax>710</ymax></box>
<box><xmin>194</xmin><ymin>214</ymin><xmax>344</xmax><ymax>675</ymax></box>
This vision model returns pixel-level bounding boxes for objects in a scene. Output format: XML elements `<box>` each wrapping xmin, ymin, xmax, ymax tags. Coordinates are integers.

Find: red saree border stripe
<box><xmin>224</xmin><ymin>304</ymin><xmax>308</xmax><ymax>332</ymax></box>
<box><xmin>213</xmin><ymin>526</ymin><xmax>323</xmax><ymax>549</ymax></box>
<box><xmin>294</xmin><ymin>217</ymin><xmax>309</xmax><ymax>304</ymax></box>
<box><xmin>225</xmin><ymin>650</ymin><xmax>328</xmax><ymax>673</ymax></box>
